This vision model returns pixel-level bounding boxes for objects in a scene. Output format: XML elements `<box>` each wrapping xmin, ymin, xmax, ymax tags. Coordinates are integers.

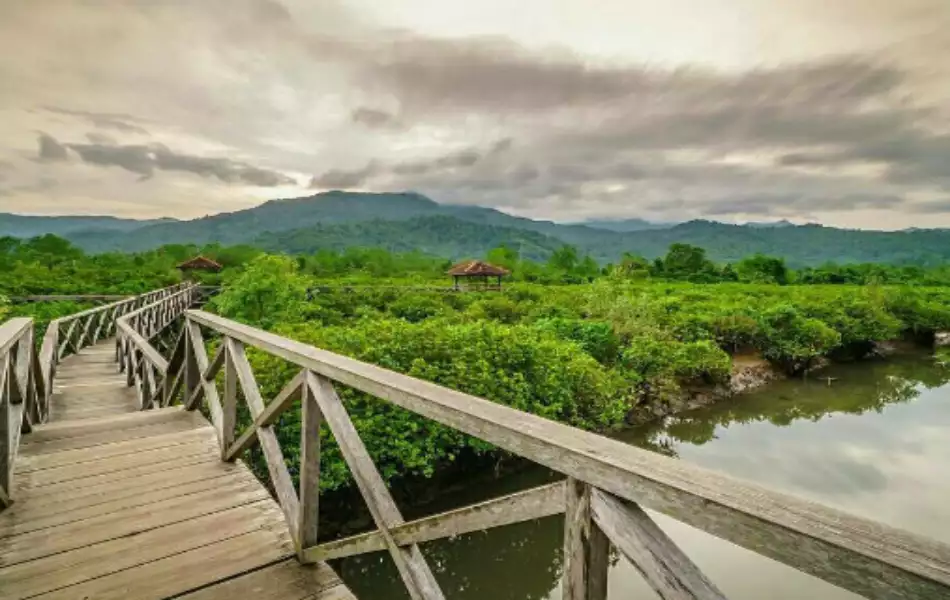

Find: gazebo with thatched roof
<box><xmin>176</xmin><ymin>255</ymin><xmax>222</xmax><ymax>280</ymax></box>
<box><xmin>446</xmin><ymin>260</ymin><xmax>509</xmax><ymax>291</ymax></box>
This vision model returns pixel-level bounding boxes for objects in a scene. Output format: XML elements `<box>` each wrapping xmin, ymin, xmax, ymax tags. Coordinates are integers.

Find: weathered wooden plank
<box><xmin>13</xmin><ymin>452</ymin><xmax>222</xmax><ymax>499</ymax></box>
<box><xmin>34</xmin><ymin>527</ymin><xmax>295</xmax><ymax>600</ymax></box>
<box><xmin>0</xmin><ymin>477</ymin><xmax>270</xmax><ymax>566</ymax></box>
<box><xmin>25</xmin><ymin>406</ymin><xmax>191</xmax><ymax>440</ymax></box>
<box><xmin>306</xmin><ymin>481</ymin><xmax>565</xmax><ymax>561</ymax></box>
<box><xmin>298</xmin><ymin>381</ymin><xmax>322</xmax><ymax>553</ymax></box>
<box><xmin>19</xmin><ymin>418</ymin><xmax>209</xmax><ymax>457</ymax></box>
<box><xmin>1</xmin><ymin>469</ymin><xmax>257</xmax><ymax>538</ymax></box>
<box><xmin>0</xmin><ymin>500</ymin><xmax>283</xmax><ymax>599</ymax></box>
<box><xmin>186</xmin><ymin>309</ymin><xmax>950</xmax><ymax>600</ymax></box>
<box><xmin>562</xmin><ymin>478</ymin><xmax>609</xmax><ymax>600</ymax></box>
<box><xmin>15</xmin><ymin>438</ymin><xmax>219</xmax><ymax>488</ymax></box>
<box><xmin>16</xmin><ymin>427</ymin><xmax>212</xmax><ymax>473</ymax></box>
<box><xmin>590</xmin><ymin>488</ymin><xmax>726</xmax><ymax>600</ymax></box>
<box><xmin>306</xmin><ymin>372</ymin><xmax>445</xmax><ymax>600</ymax></box>
<box><xmin>177</xmin><ymin>559</ymin><xmax>355</xmax><ymax>600</ymax></box>
<box><xmin>10</xmin><ymin>459</ymin><xmax>243</xmax><ymax>511</ymax></box>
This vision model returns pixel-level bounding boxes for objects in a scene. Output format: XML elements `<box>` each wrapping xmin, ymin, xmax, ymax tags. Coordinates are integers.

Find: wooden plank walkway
<box><xmin>0</xmin><ymin>342</ymin><xmax>356</xmax><ymax>600</ymax></box>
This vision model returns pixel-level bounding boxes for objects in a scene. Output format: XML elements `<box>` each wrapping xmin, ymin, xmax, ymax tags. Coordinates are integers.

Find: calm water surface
<box><xmin>337</xmin><ymin>352</ymin><xmax>950</xmax><ymax>599</ymax></box>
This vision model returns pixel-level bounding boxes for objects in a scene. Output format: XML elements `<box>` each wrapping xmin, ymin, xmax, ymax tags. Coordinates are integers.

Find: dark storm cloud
<box><xmin>37</xmin><ymin>133</ymin><xmax>68</xmax><ymax>161</ymax></box>
<box><xmin>38</xmin><ymin>134</ymin><xmax>295</xmax><ymax>186</ymax></box>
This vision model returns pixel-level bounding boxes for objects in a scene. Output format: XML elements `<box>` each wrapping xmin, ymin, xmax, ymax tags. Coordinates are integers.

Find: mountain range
<box><xmin>3</xmin><ymin>191</ymin><xmax>950</xmax><ymax>266</ymax></box>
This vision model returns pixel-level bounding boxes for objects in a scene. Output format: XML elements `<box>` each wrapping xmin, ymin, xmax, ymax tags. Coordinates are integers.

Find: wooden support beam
<box><xmin>591</xmin><ymin>488</ymin><xmax>726</xmax><ymax>599</ymax></box>
<box><xmin>562</xmin><ymin>478</ymin><xmax>609</xmax><ymax>600</ymax></box>
<box><xmin>297</xmin><ymin>379</ymin><xmax>322</xmax><ymax>555</ymax></box>
<box><xmin>222</xmin><ymin>338</ymin><xmax>237</xmax><ymax>458</ymax></box>
<box><xmin>222</xmin><ymin>338</ymin><xmax>300</xmax><ymax>540</ymax></box>
<box><xmin>223</xmin><ymin>370</ymin><xmax>303</xmax><ymax>461</ymax></box>
<box><xmin>184</xmin><ymin>321</ymin><xmax>225</xmax><ymax>446</ymax></box>
<box><xmin>185</xmin><ymin>308</ymin><xmax>950</xmax><ymax>600</ymax></box>
<box><xmin>306</xmin><ymin>372</ymin><xmax>446</xmax><ymax>600</ymax></box>
<box><xmin>305</xmin><ymin>481</ymin><xmax>565</xmax><ymax>562</ymax></box>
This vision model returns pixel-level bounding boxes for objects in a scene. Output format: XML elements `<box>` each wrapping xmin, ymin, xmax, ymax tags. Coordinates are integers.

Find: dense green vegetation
<box><xmin>7</xmin><ymin>191</ymin><xmax>950</xmax><ymax>265</ymax></box>
<box><xmin>4</xmin><ymin>229</ymin><xmax>950</xmax><ymax>496</ymax></box>
<box><xmin>206</xmin><ymin>250</ymin><xmax>950</xmax><ymax>493</ymax></box>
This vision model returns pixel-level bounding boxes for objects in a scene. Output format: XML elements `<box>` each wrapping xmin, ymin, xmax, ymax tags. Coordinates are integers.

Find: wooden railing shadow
<box><xmin>1</xmin><ymin>283</ymin><xmax>191</xmax><ymax>508</ymax></box>
<box><xmin>109</xmin><ymin>297</ymin><xmax>950</xmax><ymax>600</ymax></box>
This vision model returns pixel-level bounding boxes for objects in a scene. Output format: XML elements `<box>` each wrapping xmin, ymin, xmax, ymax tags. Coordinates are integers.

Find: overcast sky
<box><xmin>1</xmin><ymin>0</ymin><xmax>949</xmax><ymax>229</ymax></box>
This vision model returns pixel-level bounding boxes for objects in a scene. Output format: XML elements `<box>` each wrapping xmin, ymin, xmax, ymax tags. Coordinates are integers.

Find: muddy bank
<box><xmin>626</xmin><ymin>339</ymin><xmax>929</xmax><ymax>423</ymax></box>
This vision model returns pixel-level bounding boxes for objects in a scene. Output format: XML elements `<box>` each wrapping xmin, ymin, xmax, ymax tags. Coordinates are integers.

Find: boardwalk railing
<box><xmin>0</xmin><ymin>283</ymin><xmax>189</xmax><ymax>508</ymax></box>
<box><xmin>115</xmin><ymin>284</ymin><xmax>199</xmax><ymax>410</ymax></box>
<box><xmin>112</xmin><ymin>306</ymin><xmax>950</xmax><ymax>600</ymax></box>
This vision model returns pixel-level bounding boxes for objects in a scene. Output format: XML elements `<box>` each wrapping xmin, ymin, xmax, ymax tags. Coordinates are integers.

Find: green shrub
<box><xmin>248</xmin><ymin>319</ymin><xmax>629</xmax><ymax>491</ymax></box>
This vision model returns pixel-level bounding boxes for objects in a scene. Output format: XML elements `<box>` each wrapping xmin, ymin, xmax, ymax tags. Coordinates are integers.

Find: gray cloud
<box><xmin>351</xmin><ymin>107</ymin><xmax>401</xmax><ymax>129</ymax></box>
<box><xmin>906</xmin><ymin>198</ymin><xmax>950</xmax><ymax>214</ymax></box>
<box><xmin>38</xmin><ymin>134</ymin><xmax>296</xmax><ymax>186</ymax></box>
<box><xmin>86</xmin><ymin>132</ymin><xmax>117</xmax><ymax>145</ymax></box>
<box><xmin>43</xmin><ymin>106</ymin><xmax>150</xmax><ymax>135</ymax></box>
<box><xmin>311</xmin><ymin>138</ymin><xmax>513</xmax><ymax>189</ymax></box>
<box><xmin>702</xmin><ymin>193</ymin><xmax>904</xmax><ymax>216</ymax></box>
<box><xmin>3</xmin><ymin>0</ymin><xmax>950</xmax><ymax>225</ymax></box>
<box><xmin>310</xmin><ymin>161</ymin><xmax>381</xmax><ymax>189</ymax></box>
<box><xmin>37</xmin><ymin>133</ymin><xmax>68</xmax><ymax>162</ymax></box>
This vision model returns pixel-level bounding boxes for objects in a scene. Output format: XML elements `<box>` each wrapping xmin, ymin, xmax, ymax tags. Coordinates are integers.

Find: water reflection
<box><xmin>339</xmin><ymin>352</ymin><xmax>950</xmax><ymax>599</ymax></box>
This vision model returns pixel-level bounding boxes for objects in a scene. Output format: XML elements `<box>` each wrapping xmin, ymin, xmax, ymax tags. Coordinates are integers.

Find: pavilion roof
<box><xmin>176</xmin><ymin>255</ymin><xmax>223</xmax><ymax>272</ymax></box>
<box><xmin>446</xmin><ymin>260</ymin><xmax>510</xmax><ymax>277</ymax></box>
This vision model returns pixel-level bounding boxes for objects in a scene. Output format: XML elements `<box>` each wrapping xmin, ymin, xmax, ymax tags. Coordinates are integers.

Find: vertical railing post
<box><xmin>0</xmin><ymin>353</ymin><xmax>10</xmax><ymax>508</ymax></box>
<box><xmin>562</xmin><ymin>478</ymin><xmax>610</xmax><ymax>600</ymax></box>
<box><xmin>222</xmin><ymin>338</ymin><xmax>237</xmax><ymax>459</ymax></box>
<box><xmin>297</xmin><ymin>376</ymin><xmax>322</xmax><ymax>555</ymax></box>
<box><xmin>183</xmin><ymin>318</ymin><xmax>200</xmax><ymax>408</ymax></box>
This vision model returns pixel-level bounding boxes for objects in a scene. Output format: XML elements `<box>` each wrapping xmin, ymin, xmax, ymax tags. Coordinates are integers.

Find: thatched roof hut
<box><xmin>176</xmin><ymin>255</ymin><xmax>222</xmax><ymax>276</ymax></box>
<box><xmin>446</xmin><ymin>260</ymin><xmax>509</xmax><ymax>290</ymax></box>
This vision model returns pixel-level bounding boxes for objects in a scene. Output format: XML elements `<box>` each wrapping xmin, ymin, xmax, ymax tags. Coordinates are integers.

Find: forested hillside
<box><xmin>4</xmin><ymin>191</ymin><xmax>950</xmax><ymax>265</ymax></box>
<box><xmin>0</xmin><ymin>213</ymin><xmax>173</xmax><ymax>238</ymax></box>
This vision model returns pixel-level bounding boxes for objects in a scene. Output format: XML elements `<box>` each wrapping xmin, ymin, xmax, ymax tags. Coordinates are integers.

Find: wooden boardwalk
<box><xmin>0</xmin><ymin>342</ymin><xmax>355</xmax><ymax>600</ymax></box>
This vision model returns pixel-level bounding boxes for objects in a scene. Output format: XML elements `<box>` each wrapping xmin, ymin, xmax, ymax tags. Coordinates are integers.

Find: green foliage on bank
<box><xmin>207</xmin><ymin>252</ymin><xmax>950</xmax><ymax>492</ymax></box>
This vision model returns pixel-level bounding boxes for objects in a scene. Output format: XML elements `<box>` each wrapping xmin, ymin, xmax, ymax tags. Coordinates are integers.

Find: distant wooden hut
<box><xmin>176</xmin><ymin>255</ymin><xmax>222</xmax><ymax>280</ymax></box>
<box><xmin>446</xmin><ymin>260</ymin><xmax>509</xmax><ymax>291</ymax></box>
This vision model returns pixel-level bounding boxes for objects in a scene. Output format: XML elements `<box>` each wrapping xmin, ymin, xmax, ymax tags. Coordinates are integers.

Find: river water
<box><xmin>336</xmin><ymin>351</ymin><xmax>950</xmax><ymax>599</ymax></box>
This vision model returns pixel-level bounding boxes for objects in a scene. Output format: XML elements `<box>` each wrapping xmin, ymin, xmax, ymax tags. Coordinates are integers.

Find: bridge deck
<box><xmin>0</xmin><ymin>342</ymin><xmax>355</xmax><ymax>600</ymax></box>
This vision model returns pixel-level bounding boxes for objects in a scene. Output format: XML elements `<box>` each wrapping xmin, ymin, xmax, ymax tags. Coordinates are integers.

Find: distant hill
<box><xmin>254</xmin><ymin>215</ymin><xmax>565</xmax><ymax>262</ymax></box>
<box><xmin>6</xmin><ymin>192</ymin><xmax>950</xmax><ymax>266</ymax></box>
<box><xmin>571</xmin><ymin>218</ymin><xmax>675</xmax><ymax>232</ymax></box>
<box><xmin>743</xmin><ymin>219</ymin><xmax>797</xmax><ymax>229</ymax></box>
<box><xmin>0</xmin><ymin>214</ymin><xmax>175</xmax><ymax>238</ymax></box>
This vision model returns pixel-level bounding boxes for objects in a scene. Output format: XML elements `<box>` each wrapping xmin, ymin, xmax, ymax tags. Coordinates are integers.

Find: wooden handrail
<box><xmin>0</xmin><ymin>318</ymin><xmax>35</xmax><ymax>508</ymax></box>
<box><xmin>114</xmin><ymin>284</ymin><xmax>199</xmax><ymax>410</ymax></box>
<box><xmin>0</xmin><ymin>283</ymin><xmax>191</xmax><ymax>509</ymax></box>
<box><xmin>115</xmin><ymin>308</ymin><xmax>948</xmax><ymax>600</ymax></box>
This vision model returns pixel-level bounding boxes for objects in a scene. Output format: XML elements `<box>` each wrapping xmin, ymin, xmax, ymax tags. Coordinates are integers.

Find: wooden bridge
<box><xmin>3</xmin><ymin>284</ymin><xmax>950</xmax><ymax>599</ymax></box>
